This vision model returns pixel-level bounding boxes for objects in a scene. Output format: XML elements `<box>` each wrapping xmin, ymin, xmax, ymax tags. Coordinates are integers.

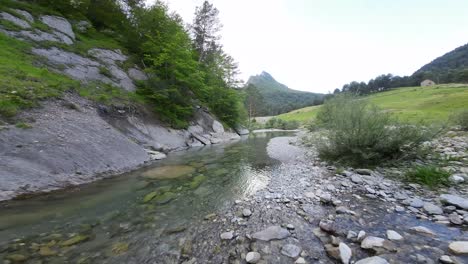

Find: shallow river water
<box><xmin>0</xmin><ymin>132</ymin><xmax>289</xmax><ymax>263</ymax></box>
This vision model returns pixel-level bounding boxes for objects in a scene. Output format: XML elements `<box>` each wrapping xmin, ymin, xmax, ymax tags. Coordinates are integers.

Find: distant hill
<box><xmin>245</xmin><ymin>71</ymin><xmax>324</xmax><ymax>116</ymax></box>
<box><xmin>278</xmin><ymin>84</ymin><xmax>468</xmax><ymax>123</ymax></box>
<box><xmin>412</xmin><ymin>43</ymin><xmax>468</xmax><ymax>83</ymax></box>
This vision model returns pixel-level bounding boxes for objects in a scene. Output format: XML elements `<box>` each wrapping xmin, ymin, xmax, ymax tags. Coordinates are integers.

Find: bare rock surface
<box><xmin>0</xmin><ymin>11</ymin><xmax>30</xmax><ymax>28</ymax></box>
<box><xmin>40</xmin><ymin>15</ymin><xmax>75</xmax><ymax>39</ymax></box>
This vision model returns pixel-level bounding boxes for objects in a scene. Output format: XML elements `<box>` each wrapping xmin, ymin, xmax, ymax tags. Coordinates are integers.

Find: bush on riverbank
<box><xmin>265</xmin><ymin>118</ymin><xmax>299</xmax><ymax>130</ymax></box>
<box><xmin>315</xmin><ymin>94</ymin><xmax>438</xmax><ymax>166</ymax></box>
<box><xmin>405</xmin><ymin>165</ymin><xmax>450</xmax><ymax>188</ymax></box>
<box><xmin>453</xmin><ymin>110</ymin><xmax>468</xmax><ymax>130</ymax></box>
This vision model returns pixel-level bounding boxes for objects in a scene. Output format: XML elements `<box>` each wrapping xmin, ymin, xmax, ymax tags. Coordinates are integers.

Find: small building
<box><xmin>421</xmin><ymin>79</ymin><xmax>436</xmax><ymax>87</ymax></box>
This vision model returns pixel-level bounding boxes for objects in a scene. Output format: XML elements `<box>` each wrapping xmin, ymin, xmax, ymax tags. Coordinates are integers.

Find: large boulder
<box><xmin>40</xmin><ymin>15</ymin><xmax>75</xmax><ymax>39</ymax></box>
<box><xmin>128</xmin><ymin>67</ymin><xmax>148</xmax><ymax>81</ymax></box>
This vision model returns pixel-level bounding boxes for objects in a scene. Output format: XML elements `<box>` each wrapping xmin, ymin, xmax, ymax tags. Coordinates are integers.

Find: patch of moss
<box><xmin>111</xmin><ymin>242</ymin><xmax>129</xmax><ymax>255</ymax></box>
<box><xmin>15</xmin><ymin>122</ymin><xmax>32</xmax><ymax>129</ymax></box>
<box><xmin>142</xmin><ymin>191</ymin><xmax>158</xmax><ymax>203</ymax></box>
<box><xmin>189</xmin><ymin>174</ymin><xmax>207</xmax><ymax>189</ymax></box>
<box><xmin>59</xmin><ymin>234</ymin><xmax>89</xmax><ymax>247</ymax></box>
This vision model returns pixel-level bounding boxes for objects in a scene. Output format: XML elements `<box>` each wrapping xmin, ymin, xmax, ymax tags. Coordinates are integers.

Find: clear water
<box><xmin>0</xmin><ymin>132</ymin><xmax>288</xmax><ymax>263</ymax></box>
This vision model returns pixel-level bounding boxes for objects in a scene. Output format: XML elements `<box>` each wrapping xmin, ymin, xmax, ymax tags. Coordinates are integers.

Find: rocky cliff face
<box><xmin>0</xmin><ymin>9</ymin><xmax>244</xmax><ymax>201</ymax></box>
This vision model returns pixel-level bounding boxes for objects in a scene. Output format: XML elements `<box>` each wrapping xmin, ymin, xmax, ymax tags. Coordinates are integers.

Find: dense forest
<box><xmin>244</xmin><ymin>72</ymin><xmax>324</xmax><ymax>117</ymax></box>
<box><xmin>336</xmin><ymin>42</ymin><xmax>468</xmax><ymax>95</ymax></box>
<box><xmin>24</xmin><ymin>0</ymin><xmax>245</xmax><ymax>128</ymax></box>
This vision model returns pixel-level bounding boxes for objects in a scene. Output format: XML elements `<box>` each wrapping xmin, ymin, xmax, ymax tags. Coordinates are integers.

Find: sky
<box><xmin>146</xmin><ymin>0</ymin><xmax>468</xmax><ymax>93</ymax></box>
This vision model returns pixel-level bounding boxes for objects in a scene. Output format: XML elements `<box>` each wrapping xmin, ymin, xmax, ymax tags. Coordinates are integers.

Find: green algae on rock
<box><xmin>142</xmin><ymin>191</ymin><xmax>158</xmax><ymax>203</ymax></box>
<box><xmin>60</xmin><ymin>234</ymin><xmax>90</xmax><ymax>247</ymax></box>
<box><xmin>111</xmin><ymin>242</ymin><xmax>129</xmax><ymax>255</ymax></box>
<box><xmin>189</xmin><ymin>175</ymin><xmax>207</xmax><ymax>189</ymax></box>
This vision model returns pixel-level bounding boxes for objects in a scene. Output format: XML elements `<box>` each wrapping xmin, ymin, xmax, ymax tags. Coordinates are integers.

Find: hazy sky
<box><xmin>146</xmin><ymin>0</ymin><xmax>468</xmax><ymax>93</ymax></box>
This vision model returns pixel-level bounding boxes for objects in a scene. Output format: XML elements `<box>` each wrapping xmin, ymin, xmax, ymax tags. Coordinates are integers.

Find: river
<box><xmin>0</xmin><ymin>132</ymin><xmax>289</xmax><ymax>263</ymax></box>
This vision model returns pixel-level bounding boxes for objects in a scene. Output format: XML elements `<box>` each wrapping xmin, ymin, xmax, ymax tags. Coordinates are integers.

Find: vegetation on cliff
<box><xmin>0</xmin><ymin>0</ymin><xmax>245</xmax><ymax>128</ymax></box>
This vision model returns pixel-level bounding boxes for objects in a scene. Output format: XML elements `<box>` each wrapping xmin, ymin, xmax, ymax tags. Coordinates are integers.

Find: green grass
<box><xmin>278</xmin><ymin>105</ymin><xmax>321</xmax><ymax>121</ymax></box>
<box><xmin>405</xmin><ymin>165</ymin><xmax>451</xmax><ymax>188</ymax></box>
<box><xmin>277</xmin><ymin>85</ymin><xmax>468</xmax><ymax>124</ymax></box>
<box><xmin>0</xmin><ymin>32</ymin><xmax>80</xmax><ymax>119</ymax></box>
<box><xmin>0</xmin><ymin>31</ymin><xmax>138</xmax><ymax>120</ymax></box>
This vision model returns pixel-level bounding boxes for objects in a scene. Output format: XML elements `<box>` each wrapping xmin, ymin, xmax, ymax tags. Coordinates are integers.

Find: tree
<box><xmin>244</xmin><ymin>84</ymin><xmax>265</xmax><ymax>125</ymax></box>
<box><xmin>192</xmin><ymin>1</ymin><xmax>222</xmax><ymax>63</ymax></box>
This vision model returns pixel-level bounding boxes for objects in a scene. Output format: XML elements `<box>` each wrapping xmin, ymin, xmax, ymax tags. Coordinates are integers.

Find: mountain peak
<box><xmin>260</xmin><ymin>71</ymin><xmax>273</xmax><ymax>79</ymax></box>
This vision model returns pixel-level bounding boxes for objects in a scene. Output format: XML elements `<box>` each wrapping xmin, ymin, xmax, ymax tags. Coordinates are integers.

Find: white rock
<box><xmin>245</xmin><ymin>252</ymin><xmax>261</xmax><ymax>263</ymax></box>
<box><xmin>386</xmin><ymin>230</ymin><xmax>403</xmax><ymax>241</ymax></box>
<box><xmin>357</xmin><ymin>230</ymin><xmax>366</xmax><ymax>241</ymax></box>
<box><xmin>351</xmin><ymin>174</ymin><xmax>363</xmax><ymax>184</ymax></box>
<box><xmin>439</xmin><ymin>255</ymin><xmax>454</xmax><ymax>264</ymax></box>
<box><xmin>440</xmin><ymin>194</ymin><xmax>468</xmax><ymax>210</ymax></box>
<box><xmin>338</xmin><ymin>242</ymin><xmax>352</xmax><ymax>264</ymax></box>
<box><xmin>423</xmin><ymin>202</ymin><xmax>443</xmax><ymax>215</ymax></box>
<box><xmin>449</xmin><ymin>174</ymin><xmax>465</xmax><ymax>184</ymax></box>
<box><xmin>410</xmin><ymin>226</ymin><xmax>436</xmax><ymax>236</ymax></box>
<box><xmin>243</xmin><ymin>208</ymin><xmax>252</xmax><ymax>217</ymax></box>
<box><xmin>281</xmin><ymin>244</ymin><xmax>302</xmax><ymax>258</ymax></box>
<box><xmin>220</xmin><ymin>231</ymin><xmax>234</xmax><ymax>240</ymax></box>
<box><xmin>295</xmin><ymin>257</ymin><xmax>306</xmax><ymax>264</ymax></box>
<box><xmin>361</xmin><ymin>236</ymin><xmax>385</xmax><ymax>249</ymax></box>
<box><xmin>252</xmin><ymin>226</ymin><xmax>289</xmax><ymax>241</ymax></box>
<box><xmin>448</xmin><ymin>241</ymin><xmax>468</xmax><ymax>255</ymax></box>
<box><xmin>355</xmin><ymin>256</ymin><xmax>389</xmax><ymax>264</ymax></box>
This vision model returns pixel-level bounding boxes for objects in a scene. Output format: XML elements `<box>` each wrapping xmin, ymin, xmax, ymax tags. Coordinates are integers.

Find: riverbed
<box><xmin>0</xmin><ymin>132</ymin><xmax>467</xmax><ymax>264</ymax></box>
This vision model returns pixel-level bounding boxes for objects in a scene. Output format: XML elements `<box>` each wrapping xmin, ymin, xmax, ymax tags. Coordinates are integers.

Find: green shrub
<box><xmin>453</xmin><ymin>110</ymin><xmax>468</xmax><ymax>130</ymax></box>
<box><xmin>316</xmin><ymin>94</ymin><xmax>437</xmax><ymax>166</ymax></box>
<box><xmin>265</xmin><ymin>118</ymin><xmax>299</xmax><ymax>130</ymax></box>
<box><xmin>405</xmin><ymin>165</ymin><xmax>450</xmax><ymax>188</ymax></box>
<box><xmin>304</xmin><ymin>119</ymin><xmax>318</xmax><ymax>132</ymax></box>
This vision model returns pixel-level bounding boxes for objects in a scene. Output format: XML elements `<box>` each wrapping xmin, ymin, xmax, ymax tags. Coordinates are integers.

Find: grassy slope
<box><xmin>277</xmin><ymin>85</ymin><xmax>468</xmax><ymax>123</ymax></box>
<box><xmin>0</xmin><ymin>1</ymin><xmax>141</xmax><ymax>121</ymax></box>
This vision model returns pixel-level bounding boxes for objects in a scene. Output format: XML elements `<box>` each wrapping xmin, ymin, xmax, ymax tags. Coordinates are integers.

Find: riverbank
<box><xmin>0</xmin><ymin>92</ymin><xmax>245</xmax><ymax>202</ymax></box>
<box><xmin>184</xmin><ymin>132</ymin><xmax>468</xmax><ymax>263</ymax></box>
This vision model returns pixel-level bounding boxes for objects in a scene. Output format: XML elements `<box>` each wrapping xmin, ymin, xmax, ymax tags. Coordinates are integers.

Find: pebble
<box><xmin>295</xmin><ymin>257</ymin><xmax>307</xmax><ymax>264</ymax></box>
<box><xmin>243</xmin><ymin>209</ymin><xmax>252</xmax><ymax>217</ymax></box>
<box><xmin>386</xmin><ymin>230</ymin><xmax>403</xmax><ymax>241</ymax></box>
<box><xmin>286</xmin><ymin>224</ymin><xmax>295</xmax><ymax>230</ymax></box>
<box><xmin>220</xmin><ymin>231</ymin><xmax>234</xmax><ymax>240</ymax></box>
<box><xmin>439</xmin><ymin>255</ymin><xmax>454</xmax><ymax>264</ymax></box>
<box><xmin>361</xmin><ymin>236</ymin><xmax>385</xmax><ymax>249</ymax></box>
<box><xmin>423</xmin><ymin>202</ymin><xmax>443</xmax><ymax>215</ymax></box>
<box><xmin>357</xmin><ymin>230</ymin><xmax>366</xmax><ymax>241</ymax></box>
<box><xmin>410</xmin><ymin>226</ymin><xmax>436</xmax><ymax>236</ymax></box>
<box><xmin>448</xmin><ymin>241</ymin><xmax>468</xmax><ymax>254</ymax></box>
<box><xmin>440</xmin><ymin>194</ymin><xmax>468</xmax><ymax>210</ymax></box>
<box><xmin>252</xmin><ymin>226</ymin><xmax>289</xmax><ymax>241</ymax></box>
<box><xmin>245</xmin><ymin>252</ymin><xmax>261</xmax><ymax>263</ymax></box>
<box><xmin>448</xmin><ymin>213</ymin><xmax>463</xmax><ymax>225</ymax></box>
<box><xmin>281</xmin><ymin>244</ymin><xmax>302</xmax><ymax>258</ymax></box>
<box><xmin>338</xmin><ymin>242</ymin><xmax>352</xmax><ymax>264</ymax></box>
<box><xmin>351</xmin><ymin>175</ymin><xmax>363</xmax><ymax>184</ymax></box>
<box><xmin>355</xmin><ymin>256</ymin><xmax>389</xmax><ymax>264</ymax></box>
